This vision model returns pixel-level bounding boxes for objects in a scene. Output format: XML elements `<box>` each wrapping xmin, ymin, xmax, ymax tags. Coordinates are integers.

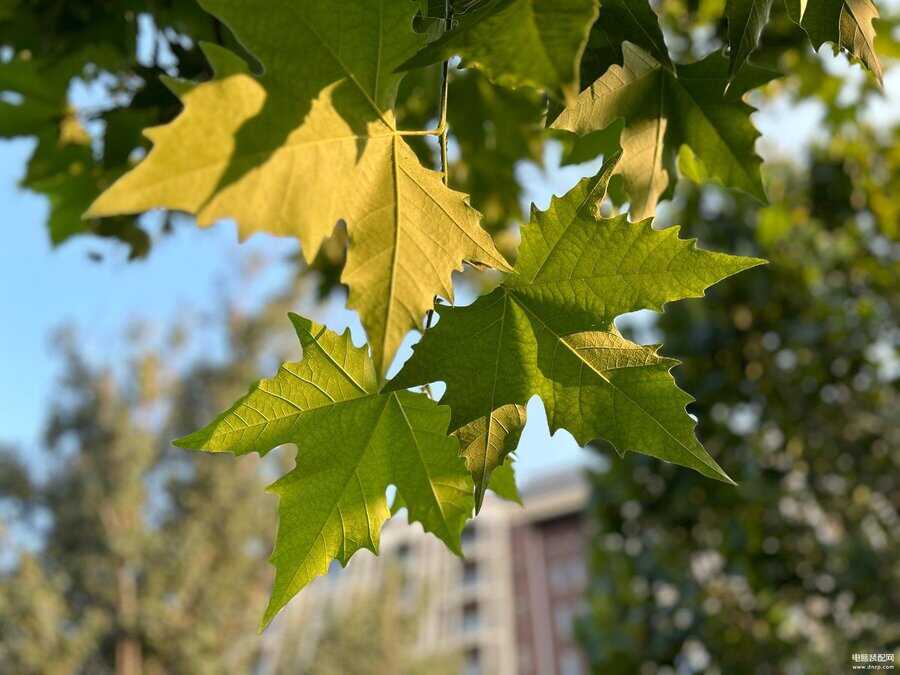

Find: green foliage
<box><xmin>401</xmin><ymin>0</ymin><xmax>599</xmax><ymax>103</ymax></box>
<box><xmin>287</xmin><ymin>569</ymin><xmax>461</xmax><ymax>675</ymax></box>
<box><xmin>788</xmin><ymin>0</ymin><xmax>883</xmax><ymax>83</ymax></box>
<box><xmin>392</xmin><ymin>157</ymin><xmax>763</xmax><ymax>505</ymax></box>
<box><xmin>727</xmin><ymin>0</ymin><xmax>776</xmax><ymax>81</ymax></box>
<box><xmin>2</xmin><ymin>0</ymin><xmax>895</xmax><ymax>629</ymax></box>
<box><xmin>443</xmin><ymin>70</ymin><xmax>546</xmax><ymax>235</ymax></box>
<box><xmin>579</xmin><ymin>140</ymin><xmax>899</xmax><ymax>673</ymax></box>
<box><xmin>454</xmin><ymin>402</ymin><xmax>527</xmax><ymax>506</ymax></box>
<box><xmin>176</xmin><ymin>314</ymin><xmax>473</xmax><ymax>627</ymax></box>
<box><xmin>581</xmin><ymin>0</ymin><xmax>673</xmax><ymax>73</ymax></box>
<box><xmin>0</xmin><ymin>555</ymin><xmax>108</xmax><ymax>675</ymax></box>
<box><xmin>0</xmin><ymin>1</ymin><xmax>221</xmax><ymax>255</ymax></box>
<box><xmin>0</xmin><ymin>297</ymin><xmax>292</xmax><ymax>673</ymax></box>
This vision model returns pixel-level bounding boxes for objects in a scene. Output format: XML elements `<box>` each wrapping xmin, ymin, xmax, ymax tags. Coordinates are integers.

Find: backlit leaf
<box><xmin>392</xmin><ymin>158</ymin><xmax>765</xmax><ymax>487</ymax></box>
<box><xmin>552</xmin><ymin>42</ymin><xmax>776</xmax><ymax>219</ymax></box>
<box><xmin>399</xmin><ymin>0</ymin><xmax>599</xmax><ymax>103</ymax></box>
<box><xmin>87</xmin><ymin>0</ymin><xmax>510</xmax><ymax>377</ymax></box>
<box><xmin>176</xmin><ymin>313</ymin><xmax>474</xmax><ymax>627</ymax></box>
<box><xmin>788</xmin><ymin>0</ymin><xmax>883</xmax><ymax>83</ymax></box>
<box><xmin>726</xmin><ymin>0</ymin><xmax>776</xmax><ymax>83</ymax></box>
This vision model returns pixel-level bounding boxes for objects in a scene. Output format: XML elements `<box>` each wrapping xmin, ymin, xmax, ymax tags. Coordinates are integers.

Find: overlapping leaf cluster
<box><xmin>33</xmin><ymin>0</ymin><xmax>887</xmax><ymax>624</ymax></box>
<box><xmin>0</xmin><ymin>0</ymin><xmax>224</xmax><ymax>256</ymax></box>
<box><xmin>391</xmin><ymin>157</ymin><xmax>764</xmax><ymax>504</ymax></box>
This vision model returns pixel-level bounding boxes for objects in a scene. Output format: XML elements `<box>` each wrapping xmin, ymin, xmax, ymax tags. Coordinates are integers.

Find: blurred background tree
<box><xmin>281</xmin><ymin>571</ymin><xmax>460</xmax><ymax>675</ymax></box>
<box><xmin>0</xmin><ymin>277</ymin><xmax>464</xmax><ymax>675</ymax></box>
<box><xmin>564</xmin><ymin>5</ymin><xmax>900</xmax><ymax>670</ymax></box>
<box><xmin>580</xmin><ymin>126</ymin><xmax>899</xmax><ymax>674</ymax></box>
<box><xmin>0</xmin><ymin>283</ymin><xmax>291</xmax><ymax>674</ymax></box>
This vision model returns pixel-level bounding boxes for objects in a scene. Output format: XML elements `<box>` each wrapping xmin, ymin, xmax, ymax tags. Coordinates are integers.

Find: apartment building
<box><xmin>264</xmin><ymin>470</ymin><xmax>590</xmax><ymax>675</ymax></box>
<box><xmin>509</xmin><ymin>473</ymin><xmax>591</xmax><ymax>675</ymax></box>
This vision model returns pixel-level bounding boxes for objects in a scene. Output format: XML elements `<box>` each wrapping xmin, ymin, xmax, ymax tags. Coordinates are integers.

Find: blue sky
<box><xmin>2</xmin><ymin>50</ymin><xmax>896</xmax><ymax>484</ymax></box>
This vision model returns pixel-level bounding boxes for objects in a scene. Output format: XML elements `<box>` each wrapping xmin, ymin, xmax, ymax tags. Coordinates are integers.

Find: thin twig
<box><xmin>398</xmin><ymin>128</ymin><xmax>444</xmax><ymax>137</ymax></box>
<box><xmin>438</xmin><ymin>57</ymin><xmax>451</xmax><ymax>187</ymax></box>
<box><xmin>425</xmin><ymin>0</ymin><xmax>453</xmax><ymax>339</ymax></box>
<box><xmin>421</xmin><ymin>1</ymin><xmax>454</xmax><ymax>402</ymax></box>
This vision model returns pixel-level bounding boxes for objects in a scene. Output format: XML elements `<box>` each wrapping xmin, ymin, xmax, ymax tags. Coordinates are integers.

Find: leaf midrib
<box><xmin>268</xmin><ymin>394</ymin><xmax>392</xmax><ymax>624</ymax></box>
<box><xmin>304</xmin><ymin>326</ymin><xmax>371</xmax><ymax>394</ymax></box>
<box><xmin>205</xmin><ymin>388</ymin><xmax>371</xmax><ymax>444</ymax></box>
<box><xmin>90</xmin><ymin>130</ymin><xmax>393</xmax><ymax>212</ymax></box>
<box><xmin>393</xmin><ymin>394</ymin><xmax>454</xmax><ymax>542</ymax></box>
<box><xmin>551</xmin><ymin>44</ymin><xmax>662</xmax><ymax>137</ymax></box>
<box><xmin>479</xmin><ymin>290</ymin><xmax>509</xmax><ymax>500</ymax></box>
<box><xmin>619</xmin><ymin>1</ymin><xmax>670</xmax><ymax>66</ymax></box>
<box><xmin>519</xmin><ymin>169</ymin><xmax>622</xmax><ymax>284</ymax></box>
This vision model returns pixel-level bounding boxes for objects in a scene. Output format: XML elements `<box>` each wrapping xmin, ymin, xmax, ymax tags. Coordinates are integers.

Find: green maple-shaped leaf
<box><xmin>580</xmin><ymin>0</ymin><xmax>672</xmax><ymax>77</ymax></box>
<box><xmin>400</xmin><ymin>0</ymin><xmax>599</xmax><ymax>103</ymax></box>
<box><xmin>788</xmin><ymin>0</ymin><xmax>883</xmax><ymax>84</ymax></box>
<box><xmin>727</xmin><ymin>0</ymin><xmax>776</xmax><ymax>83</ymax></box>
<box><xmin>176</xmin><ymin>313</ymin><xmax>474</xmax><ymax>628</ymax></box>
<box><xmin>86</xmin><ymin>0</ymin><xmax>510</xmax><ymax>377</ymax></box>
<box><xmin>391</xmin><ymin>156</ymin><xmax>765</xmax><ymax>497</ymax></box>
<box><xmin>552</xmin><ymin>42</ymin><xmax>777</xmax><ymax>220</ymax></box>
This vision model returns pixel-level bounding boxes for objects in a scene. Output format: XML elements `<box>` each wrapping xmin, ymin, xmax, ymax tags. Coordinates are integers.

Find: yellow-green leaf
<box><xmin>176</xmin><ymin>314</ymin><xmax>474</xmax><ymax>628</ymax></box>
<box><xmin>86</xmin><ymin>0</ymin><xmax>510</xmax><ymax>377</ymax></box>
<box><xmin>726</xmin><ymin>0</ymin><xmax>776</xmax><ymax>83</ymax></box>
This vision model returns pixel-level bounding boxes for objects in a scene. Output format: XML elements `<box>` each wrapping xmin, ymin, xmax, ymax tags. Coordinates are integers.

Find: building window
<box><xmin>518</xmin><ymin>648</ymin><xmax>533</xmax><ymax>673</ymax></box>
<box><xmin>462</xmin><ymin>559</ymin><xmax>478</xmax><ymax>585</ymax></box>
<box><xmin>568</xmin><ymin>558</ymin><xmax>587</xmax><ymax>588</ymax></box>
<box><xmin>560</xmin><ymin>648</ymin><xmax>584</xmax><ymax>675</ymax></box>
<box><xmin>461</xmin><ymin>523</ymin><xmax>477</xmax><ymax>546</ymax></box>
<box><xmin>549</xmin><ymin>561</ymin><xmax>568</xmax><ymax>592</ymax></box>
<box><xmin>462</xmin><ymin>600</ymin><xmax>480</xmax><ymax>632</ymax></box>
<box><xmin>464</xmin><ymin>647</ymin><xmax>481</xmax><ymax>675</ymax></box>
<box><xmin>394</xmin><ymin>541</ymin><xmax>411</xmax><ymax>561</ymax></box>
<box><xmin>549</xmin><ymin>556</ymin><xmax>586</xmax><ymax>593</ymax></box>
<box><xmin>554</xmin><ymin>602</ymin><xmax>575</xmax><ymax>636</ymax></box>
